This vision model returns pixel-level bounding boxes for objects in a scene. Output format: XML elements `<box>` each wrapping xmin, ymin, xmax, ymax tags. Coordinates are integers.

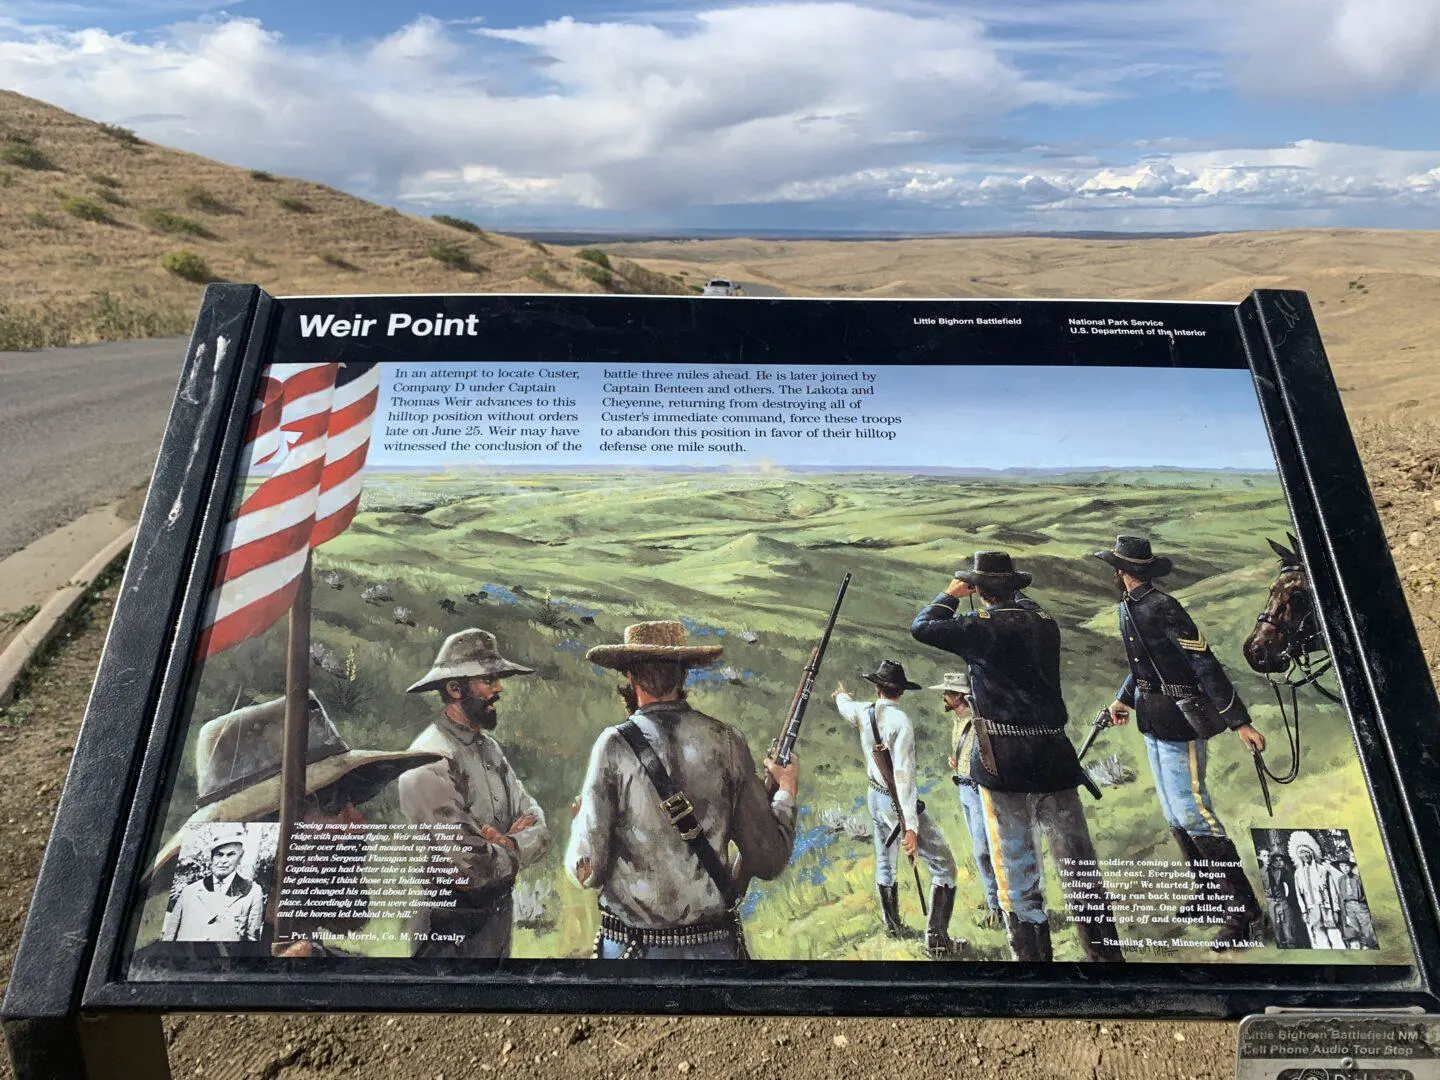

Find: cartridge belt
<box><xmin>975</xmin><ymin>717</ymin><xmax>1066</xmax><ymax>738</ymax></box>
<box><xmin>1135</xmin><ymin>679</ymin><xmax>1199</xmax><ymax>698</ymax></box>
<box><xmin>597</xmin><ymin>910</ymin><xmax>740</xmax><ymax>950</ymax></box>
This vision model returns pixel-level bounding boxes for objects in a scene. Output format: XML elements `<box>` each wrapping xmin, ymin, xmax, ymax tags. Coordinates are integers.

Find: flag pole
<box><xmin>270</xmin><ymin>550</ymin><xmax>313</xmax><ymax>952</ymax></box>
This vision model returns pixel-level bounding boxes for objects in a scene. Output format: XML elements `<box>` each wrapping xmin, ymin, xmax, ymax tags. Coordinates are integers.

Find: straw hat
<box><xmin>406</xmin><ymin>628</ymin><xmax>535</xmax><ymax>694</ymax></box>
<box><xmin>585</xmin><ymin>621</ymin><xmax>723</xmax><ymax>671</ymax></box>
<box><xmin>149</xmin><ymin>693</ymin><xmax>440</xmax><ymax>875</ymax></box>
<box><xmin>928</xmin><ymin>671</ymin><xmax>972</xmax><ymax>695</ymax></box>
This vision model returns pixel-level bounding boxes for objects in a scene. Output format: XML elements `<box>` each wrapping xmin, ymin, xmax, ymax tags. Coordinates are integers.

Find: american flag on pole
<box><xmin>196</xmin><ymin>361</ymin><xmax>380</xmax><ymax>658</ymax></box>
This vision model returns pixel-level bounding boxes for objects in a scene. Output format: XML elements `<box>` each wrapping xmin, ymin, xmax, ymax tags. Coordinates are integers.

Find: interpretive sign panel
<box><xmin>7</xmin><ymin>286</ymin><xmax>1440</xmax><ymax>1078</ymax></box>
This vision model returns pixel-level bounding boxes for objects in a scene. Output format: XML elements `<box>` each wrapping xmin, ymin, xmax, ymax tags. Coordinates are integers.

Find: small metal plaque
<box><xmin>1237</xmin><ymin>1012</ymin><xmax>1440</xmax><ymax>1079</ymax></box>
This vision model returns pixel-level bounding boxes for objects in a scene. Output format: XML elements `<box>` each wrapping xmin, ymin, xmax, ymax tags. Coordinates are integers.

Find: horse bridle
<box><xmin>1252</xmin><ymin>566</ymin><xmax>1341</xmax><ymax>792</ymax></box>
<box><xmin>1255</xmin><ymin>568</ymin><xmax>1335</xmax><ymax>691</ymax></box>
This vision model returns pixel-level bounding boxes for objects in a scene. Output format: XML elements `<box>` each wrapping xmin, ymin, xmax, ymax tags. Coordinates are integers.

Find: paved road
<box><xmin>737</xmin><ymin>281</ymin><xmax>787</xmax><ymax>297</ymax></box>
<box><xmin>0</xmin><ymin>337</ymin><xmax>187</xmax><ymax>559</ymax></box>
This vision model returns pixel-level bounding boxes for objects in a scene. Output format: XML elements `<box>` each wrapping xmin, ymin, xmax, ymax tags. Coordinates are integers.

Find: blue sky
<box><xmin>365</xmin><ymin>364</ymin><xmax>1276</xmax><ymax>470</ymax></box>
<box><xmin>2</xmin><ymin>0</ymin><xmax>1437</xmax><ymax>231</ymax></box>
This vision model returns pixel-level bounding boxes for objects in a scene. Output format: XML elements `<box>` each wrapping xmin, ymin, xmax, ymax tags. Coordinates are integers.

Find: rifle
<box><xmin>770</xmin><ymin>572</ymin><xmax>851</xmax><ymax>775</ymax></box>
<box><xmin>869</xmin><ymin>704</ymin><xmax>927</xmax><ymax>916</ymax></box>
<box><xmin>732</xmin><ymin>572</ymin><xmax>851</xmax><ymax>896</ymax></box>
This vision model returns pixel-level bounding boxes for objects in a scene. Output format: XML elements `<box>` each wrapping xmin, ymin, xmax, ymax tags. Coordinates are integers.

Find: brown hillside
<box><xmin>613</xmin><ymin>230</ymin><xmax>1440</xmax><ymax>419</ymax></box>
<box><xmin>4</xmin><ymin>90</ymin><xmax>1438</xmax><ymax>419</ymax></box>
<box><xmin>0</xmin><ymin>90</ymin><xmax>681</xmax><ymax>349</ymax></box>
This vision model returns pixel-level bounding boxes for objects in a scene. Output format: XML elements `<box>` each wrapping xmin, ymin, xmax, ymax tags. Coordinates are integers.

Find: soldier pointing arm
<box><xmin>834</xmin><ymin>661</ymin><xmax>961</xmax><ymax>957</ymax></box>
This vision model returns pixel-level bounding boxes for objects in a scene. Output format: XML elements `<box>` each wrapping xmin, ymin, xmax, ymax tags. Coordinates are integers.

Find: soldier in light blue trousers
<box><xmin>931</xmin><ymin>671</ymin><xmax>1003</xmax><ymax>930</ymax></box>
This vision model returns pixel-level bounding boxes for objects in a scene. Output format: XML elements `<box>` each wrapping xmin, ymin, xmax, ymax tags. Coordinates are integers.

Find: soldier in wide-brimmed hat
<box><xmin>398</xmin><ymin>628</ymin><xmax>549</xmax><ymax>959</ymax></box>
<box><xmin>567</xmin><ymin>621</ymin><xmax>797</xmax><ymax>960</ymax></box>
<box><xmin>1096</xmin><ymin>535</ymin><xmax>1266</xmax><ymax>949</ymax></box>
<box><xmin>910</xmin><ymin>551</ymin><xmax>1124</xmax><ymax>963</ymax></box>
<box><xmin>834</xmin><ymin>659</ymin><xmax>960</xmax><ymax>956</ymax></box>
<box><xmin>146</xmin><ymin>692</ymin><xmax>441</xmax><ymax>957</ymax></box>
<box><xmin>931</xmin><ymin>671</ymin><xmax>1003</xmax><ymax>931</ymax></box>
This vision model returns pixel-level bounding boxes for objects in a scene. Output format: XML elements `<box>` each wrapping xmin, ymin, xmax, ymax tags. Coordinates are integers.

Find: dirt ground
<box><xmin>1</xmin><ymin>424</ymin><xmax>1437</xmax><ymax>1079</ymax></box>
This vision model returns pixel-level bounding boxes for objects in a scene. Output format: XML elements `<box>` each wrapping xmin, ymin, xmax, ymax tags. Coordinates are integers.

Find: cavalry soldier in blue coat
<box><xmin>1096</xmin><ymin>535</ymin><xmax>1266</xmax><ymax>948</ymax></box>
<box><xmin>911</xmin><ymin>551</ymin><xmax>1124</xmax><ymax>963</ymax></box>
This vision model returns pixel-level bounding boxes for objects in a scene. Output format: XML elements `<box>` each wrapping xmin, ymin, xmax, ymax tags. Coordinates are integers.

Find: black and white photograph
<box><xmin>160</xmin><ymin>822</ymin><xmax>276</xmax><ymax>944</ymax></box>
<box><xmin>1251</xmin><ymin>828</ymin><xmax>1378</xmax><ymax>951</ymax></box>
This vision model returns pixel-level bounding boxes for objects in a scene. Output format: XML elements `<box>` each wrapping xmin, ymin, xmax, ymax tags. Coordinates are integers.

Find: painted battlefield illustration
<box><xmin>128</xmin><ymin>358</ymin><xmax>1412</xmax><ymax>970</ymax></box>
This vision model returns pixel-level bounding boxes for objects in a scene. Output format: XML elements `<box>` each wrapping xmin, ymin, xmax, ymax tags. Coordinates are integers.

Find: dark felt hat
<box><xmin>954</xmin><ymin>550</ymin><xmax>1032</xmax><ymax>591</ymax></box>
<box><xmin>1094</xmin><ymin>535</ymin><xmax>1173</xmax><ymax>579</ymax></box>
<box><xmin>861</xmin><ymin>659</ymin><xmax>922</xmax><ymax>692</ymax></box>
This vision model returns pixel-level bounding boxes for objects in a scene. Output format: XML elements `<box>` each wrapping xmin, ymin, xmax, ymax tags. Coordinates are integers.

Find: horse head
<box><xmin>1244</xmin><ymin>533</ymin><xmax>1316</xmax><ymax>673</ymax></box>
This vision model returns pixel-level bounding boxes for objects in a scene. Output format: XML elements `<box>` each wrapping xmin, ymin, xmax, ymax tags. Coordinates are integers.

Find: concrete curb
<box><xmin>0</xmin><ymin>526</ymin><xmax>136</xmax><ymax>707</ymax></box>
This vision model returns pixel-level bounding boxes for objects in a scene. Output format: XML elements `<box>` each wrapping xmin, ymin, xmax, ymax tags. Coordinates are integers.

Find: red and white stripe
<box><xmin>241</xmin><ymin>373</ymin><xmax>285</xmax><ymax>470</ymax></box>
<box><xmin>311</xmin><ymin>364</ymin><xmax>380</xmax><ymax>548</ymax></box>
<box><xmin>196</xmin><ymin>362</ymin><xmax>341</xmax><ymax>658</ymax></box>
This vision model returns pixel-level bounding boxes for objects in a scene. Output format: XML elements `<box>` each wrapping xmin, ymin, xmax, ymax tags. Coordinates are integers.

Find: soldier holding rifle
<box><xmin>833</xmin><ymin>661</ymin><xmax>960</xmax><ymax>957</ymax></box>
<box><xmin>910</xmin><ymin>551</ymin><xmax>1124</xmax><ymax>963</ymax></box>
<box><xmin>567</xmin><ymin>620</ymin><xmax>798</xmax><ymax>959</ymax></box>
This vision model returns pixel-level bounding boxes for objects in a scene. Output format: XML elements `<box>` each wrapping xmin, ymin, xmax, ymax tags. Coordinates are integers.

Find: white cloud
<box><xmin>1229</xmin><ymin>0</ymin><xmax>1440</xmax><ymax>95</ymax></box>
<box><xmin>0</xmin><ymin>4</ymin><xmax>1436</xmax><ymax>228</ymax></box>
<box><xmin>765</xmin><ymin>140</ymin><xmax>1440</xmax><ymax>224</ymax></box>
<box><xmin>0</xmin><ymin>6</ymin><xmax>1080</xmax><ymax>210</ymax></box>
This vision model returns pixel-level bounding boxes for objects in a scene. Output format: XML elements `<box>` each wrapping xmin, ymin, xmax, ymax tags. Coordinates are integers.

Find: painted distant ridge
<box><xmin>368</xmin><ymin>464</ymin><xmax>1279</xmax><ymax>479</ymax></box>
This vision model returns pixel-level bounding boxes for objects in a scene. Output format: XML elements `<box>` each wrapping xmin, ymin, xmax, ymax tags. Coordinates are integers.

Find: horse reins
<box><xmin>1253</xmin><ymin>576</ymin><xmax>1339</xmax><ymax>787</ymax></box>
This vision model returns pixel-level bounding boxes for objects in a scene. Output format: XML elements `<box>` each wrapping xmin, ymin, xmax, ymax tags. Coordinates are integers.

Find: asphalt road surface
<box><xmin>0</xmin><ymin>293</ymin><xmax>793</xmax><ymax>562</ymax></box>
<box><xmin>0</xmin><ymin>337</ymin><xmax>187</xmax><ymax>560</ymax></box>
<box><xmin>735</xmin><ymin>281</ymin><xmax>787</xmax><ymax>297</ymax></box>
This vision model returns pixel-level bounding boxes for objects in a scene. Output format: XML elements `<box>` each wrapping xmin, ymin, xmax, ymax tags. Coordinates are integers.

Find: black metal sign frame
<box><xmin>6</xmin><ymin>286</ymin><xmax>1440</xmax><ymax>1077</ymax></box>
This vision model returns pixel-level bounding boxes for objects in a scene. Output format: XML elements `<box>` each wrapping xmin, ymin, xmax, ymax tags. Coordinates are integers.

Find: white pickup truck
<box><xmin>701</xmin><ymin>278</ymin><xmax>742</xmax><ymax>297</ymax></box>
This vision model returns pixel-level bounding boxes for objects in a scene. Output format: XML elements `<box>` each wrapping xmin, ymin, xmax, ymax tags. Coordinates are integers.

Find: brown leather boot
<box><xmin>1170</xmin><ymin>826</ymin><xmax>1209</xmax><ymax>922</ymax></box>
<box><xmin>878</xmin><ymin>884</ymin><xmax>916</xmax><ymax>939</ymax></box>
<box><xmin>926</xmin><ymin>884</ymin><xmax>962</xmax><ymax>957</ymax></box>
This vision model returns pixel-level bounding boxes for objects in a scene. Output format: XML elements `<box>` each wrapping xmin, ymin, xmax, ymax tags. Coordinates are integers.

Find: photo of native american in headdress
<box><xmin>1252</xmin><ymin>828</ymin><xmax>1378</xmax><ymax>951</ymax></box>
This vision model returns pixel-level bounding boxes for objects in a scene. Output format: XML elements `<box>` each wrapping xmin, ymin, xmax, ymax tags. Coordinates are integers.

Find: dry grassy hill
<box><xmin>0</xmin><ymin>91</ymin><xmax>681</xmax><ymax>350</ymax></box>
<box><xmin>5</xmin><ymin>89</ymin><xmax>1439</xmax><ymax>419</ymax></box>
<box><xmin>613</xmin><ymin>231</ymin><xmax>1440</xmax><ymax>418</ymax></box>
